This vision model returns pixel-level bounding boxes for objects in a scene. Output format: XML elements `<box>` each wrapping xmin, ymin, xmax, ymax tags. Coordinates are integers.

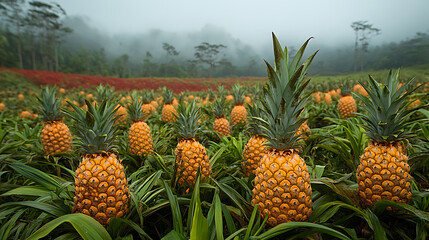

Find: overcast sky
<box><xmin>55</xmin><ymin>0</ymin><xmax>429</xmax><ymax>48</ymax></box>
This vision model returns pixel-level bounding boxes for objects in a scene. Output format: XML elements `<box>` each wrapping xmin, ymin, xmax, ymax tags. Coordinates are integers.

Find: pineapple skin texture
<box><xmin>252</xmin><ymin>150</ymin><xmax>312</xmax><ymax>226</ymax></box>
<box><xmin>73</xmin><ymin>152</ymin><xmax>129</xmax><ymax>226</ymax></box>
<box><xmin>41</xmin><ymin>120</ymin><xmax>72</xmax><ymax>155</ymax></box>
<box><xmin>231</xmin><ymin>105</ymin><xmax>247</xmax><ymax>125</ymax></box>
<box><xmin>162</xmin><ymin>104</ymin><xmax>177</xmax><ymax>122</ymax></box>
<box><xmin>213</xmin><ymin>117</ymin><xmax>230</xmax><ymax>136</ymax></box>
<box><xmin>338</xmin><ymin>95</ymin><xmax>357</xmax><ymax>119</ymax></box>
<box><xmin>175</xmin><ymin>139</ymin><xmax>212</xmax><ymax>186</ymax></box>
<box><xmin>242</xmin><ymin>135</ymin><xmax>267</xmax><ymax>176</ymax></box>
<box><xmin>128</xmin><ymin>121</ymin><xmax>153</xmax><ymax>155</ymax></box>
<box><xmin>357</xmin><ymin>142</ymin><xmax>412</xmax><ymax>207</ymax></box>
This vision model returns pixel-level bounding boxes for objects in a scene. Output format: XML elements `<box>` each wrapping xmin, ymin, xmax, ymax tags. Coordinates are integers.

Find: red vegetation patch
<box><xmin>1</xmin><ymin>68</ymin><xmax>266</xmax><ymax>93</ymax></box>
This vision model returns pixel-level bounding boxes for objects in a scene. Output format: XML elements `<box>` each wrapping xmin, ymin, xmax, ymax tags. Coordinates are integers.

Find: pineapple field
<box><xmin>1</xmin><ymin>34</ymin><xmax>429</xmax><ymax>240</ymax></box>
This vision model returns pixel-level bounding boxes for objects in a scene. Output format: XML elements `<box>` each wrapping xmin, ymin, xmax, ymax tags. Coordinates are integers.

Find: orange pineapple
<box><xmin>66</xmin><ymin>100</ymin><xmax>129</xmax><ymax>226</ymax></box>
<box><xmin>174</xmin><ymin>101</ymin><xmax>211</xmax><ymax>186</ymax></box>
<box><xmin>356</xmin><ymin>70</ymin><xmax>419</xmax><ymax>207</ymax></box>
<box><xmin>251</xmin><ymin>33</ymin><xmax>316</xmax><ymax>226</ymax></box>
<box><xmin>37</xmin><ymin>86</ymin><xmax>72</xmax><ymax>155</ymax></box>
<box><xmin>230</xmin><ymin>84</ymin><xmax>247</xmax><ymax>125</ymax></box>
<box><xmin>127</xmin><ymin>92</ymin><xmax>153</xmax><ymax>156</ymax></box>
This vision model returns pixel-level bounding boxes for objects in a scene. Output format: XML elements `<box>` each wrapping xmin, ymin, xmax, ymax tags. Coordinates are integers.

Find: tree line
<box><xmin>1</xmin><ymin>1</ymin><xmax>428</xmax><ymax>78</ymax></box>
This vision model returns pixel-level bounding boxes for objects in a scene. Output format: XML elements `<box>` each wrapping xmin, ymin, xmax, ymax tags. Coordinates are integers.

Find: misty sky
<box><xmin>55</xmin><ymin>0</ymin><xmax>429</xmax><ymax>48</ymax></box>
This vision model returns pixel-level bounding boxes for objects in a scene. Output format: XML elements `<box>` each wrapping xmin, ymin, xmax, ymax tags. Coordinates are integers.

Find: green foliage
<box><xmin>257</xmin><ymin>33</ymin><xmax>317</xmax><ymax>150</ymax></box>
<box><xmin>354</xmin><ymin>69</ymin><xmax>422</xmax><ymax>142</ymax></box>
<box><xmin>64</xmin><ymin>100</ymin><xmax>120</xmax><ymax>154</ymax></box>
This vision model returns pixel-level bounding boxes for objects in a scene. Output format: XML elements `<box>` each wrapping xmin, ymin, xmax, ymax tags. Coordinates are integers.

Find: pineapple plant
<box><xmin>161</xmin><ymin>88</ymin><xmax>177</xmax><ymax>122</ymax></box>
<box><xmin>66</xmin><ymin>100</ymin><xmax>129</xmax><ymax>226</ymax></box>
<box><xmin>338</xmin><ymin>81</ymin><xmax>357</xmax><ymax>118</ymax></box>
<box><xmin>141</xmin><ymin>90</ymin><xmax>156</xmax><ymax>119</ymax></box>
<box><xmin>230</xmin><ymin>84</ymin><xmax>247</xmax><ymax>125</ymax></box>
<box><xmin>251</xmin><ymin>33</ymin><xmax>317</xmax><ymax>226</ymax></box>
<box><xmin>355</xmin><ymin>70</ymin><xmax>420</xmax><ymax>207</ymax></box>
<box><xmin>174</xmin><ymin>101</ymin><xmax>212</xmax><ymax>187</ymax></box>
<box><xmin>127</xmin><ymin>92</ymin><xmax>154</xmax><ymax>156</ymax></box>
<box><xmin>212</xmin><ymin>98</ymin><xmax>230</xmax><ymax>136</ymax></box>
<box><xmin>37</xmin><ymin>86</ymin><xmax>73</xmax><ymax>155</ymax></box>
<box><xmin>242</xmin><ymin>103</ymin><xmax>267</xmax><ymax>176</ymax></box>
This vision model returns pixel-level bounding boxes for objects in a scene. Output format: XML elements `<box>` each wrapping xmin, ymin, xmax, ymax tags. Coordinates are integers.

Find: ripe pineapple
<box><xmin>212</xmin><ymin>98</ymin><xmax>230</xmax><ymax>136</ymax></box>
<box><xmin>174</xmin><ymin>101</ymin><xmax>212</xmax><ymax>187</ymax></box>
<box><xmin>338</xmin><ymin>81</ymin><xmax>357</xmax><ymax>118</ymax></box>
<box><xmin>127</xmin><ymin>92</ymin><xmax>154</xmax><ymax>156</ymax></box>
<box><xmin>36</xmin><ymin>86</ymin><xmax>72</xmax><ymax>155</ymax></box>
<box><xmin>141</xmin><ymin>91</ymin><xmax>156</xmax><ymax>119</ymax></box>
<box><xmin>0</xmin><ymin>102</ymin><xmax>5</xmax><ymax>112</ymax></box>
<box><xmin>242</xmin><ymin>103</ymin><xmax>267</xmax><ymax>176</ymax></box>
<box><xmin>355</xmin><ymin>70</ymin><xmax>420</xmax><ymax>207</ymax></box>
<box><xmin>324</xmin><ymin>92</ymin><xmax>332</xmax><ymax>105</ymax></box>
<box><xmin>296</xmin><ymin>120</ymin><xmax>311</xmax><ymax>141</ymax></box>
<box><xmin>161</xmin><ymin>89</ymin><xmax>177</xmax><ymax>122</ymax></box>
<box><xmin>251</xmin><ymin>33</ymin><xmax>317</xmax><ymax>226</ymax></box>
<box><xmin>66</xmin><ymin>100</ymin><xmax>129</xmax><ymax>226</ymax></box>
<box><xmin>230</xmin><ymin>84</ymin><xmax>247</xmax><ymax>125</ymax></box>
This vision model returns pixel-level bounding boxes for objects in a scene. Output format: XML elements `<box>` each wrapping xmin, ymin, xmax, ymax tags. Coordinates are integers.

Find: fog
<box><xmin>54</xmin><ymin>0</ymin><xmax>428</xmax><ymax>72</ymax></box>
<box><xmin>56</xmin><ymin>0</ymin><xmax>429</xmax><ymax>48</ymax></box>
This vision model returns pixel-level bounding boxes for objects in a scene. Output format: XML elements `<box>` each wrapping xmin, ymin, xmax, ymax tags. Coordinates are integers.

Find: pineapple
<box><xmin>296</xmin><ymin>120</ymin><xmax>311</xmax><ymax>141</ymax></box>
<box><xmin>66</xmin><ymin>100</ymin><xmax>129</xmax><ymax>226</ymax></box>
<box><xmin>251</xmin><ymin>33</ymin><xmax>317</xmax><ymax>226</ymax></box>
<box><xmin>242</xmin><ymin>103</ymin><xmax>267</xmax><ymax>176</ymax></box>
<box><xmin>212</xmin><ymin>98</ymin><xmax>230</xmax><ymax>136</ymax></box>
<box><xmin>355</xmin><ymin>70</ymin><xmax>419</xmax><ymax>207</ymax></box>
<box><xmin>141</xmin><ymin>90</ymin><xmax>156</xmax><ymax>119</ymax></box>
<box><xmin>324</xmin><ymin>92</ymin><xmax>332</xmax><ymax>105</ymax></box>
<box><xmin>338</xmin><ymin>81</ymin><xmax>357</xmax><ymax>118</ymax></box>
<box><xmin>37</xmin><ymin>86</ymin><xmax>72</xmax><ymax>155</ymax></box>
<box><xmin>0</xmin><ymin>102</ymin><xmax>5</xmax><ymax>112</ymax></box>
<box><xmin>161</xmin><ymin>89</ymin><xmax>177</xmax><ymax>122</ymax></box>
<box><xmin>127</xmin><ymin>92</ymin><xmax>154</xmax><ymax>156</ymax></box>
<box><xmin>174</xmin><ymin>101</ymin><xmax>212</xmax><ymax>187</ymax></box>
<box><xmin>230</xmin><ymin>84</ymin><xmax>247</xmax><ymax>125</ymax></box>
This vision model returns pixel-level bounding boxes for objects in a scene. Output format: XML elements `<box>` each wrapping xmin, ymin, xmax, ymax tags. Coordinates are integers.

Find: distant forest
<box><xmin>1</xmin><ymin>1</ymin><xmax>429</xmax><ymax>78</ymax></box>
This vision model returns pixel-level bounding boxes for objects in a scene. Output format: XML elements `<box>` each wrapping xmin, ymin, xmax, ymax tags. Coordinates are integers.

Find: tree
<box><xmin>161</xmin><ymin>42</ymin><xmax>179</xmax><ymax>76</ymax></box>
<box><xmin>26</xmin><ymin>1</ymin><xmax>71</xmax><ymax>71</ymax></box>
<box><xmin>141</xmin><ymin>51</ymin><xmax>159</xmax><ymax>77</ymax></box>
<box><xmin>113</xmin><ymin>54</ymin><xmax>130</xmax><ymax>78</ymax></box>
<box><xmin>193</xmin><ymin>42</ymin><xmax>226</xmax><ymax>78</ymax></box>
<box><xmin>2</xmin><ymin>0</ymin><xmax>26</xmax><ymax>69</ymax></box>
<box><xmin>162</xmin><ymin>42</ymin><xmax>179</xmax><ymax>60</ymax></box>
<box><xmin>351</xmin><ymin>21</ymin><xmax>380</xmax><ymax>72</ymax></box>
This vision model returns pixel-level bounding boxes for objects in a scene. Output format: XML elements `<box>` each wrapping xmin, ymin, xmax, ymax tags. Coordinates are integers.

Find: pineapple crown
<box><xmin>247</xmin><ymin>102</ymin><xmax>265</xmax><ymax>136</ymax></box>
<box><xmin>257</xmin><ymin>33</ymin><xmax>317</xmax><ymax>150</ymax></box>
<box><xmin>213</xmin><ymin>97</ymin><xmax>226</xmax><ymax>118</ymax></box>
<box><xmin>232</xmin><ymin>84</ymin><xmax>245</xmax><ymax>105</ymax></box>
<box><xmin>141</xmin><ymin>90</ymin><xmax>153</xmax><ymax>104</ymax></box>
<box><xmin>163</xmin><ymin>88</ymin><xmax>174</xmax><ymax>104</ymax></box>
<box><xmin>96</xmin><ymin>84</ymin><xmax>116</xmax><ymax>103</ymax></box>
<box><xmin>208</xmin><ymin>88</ymin><xmax>216</xmax><ymax>101</ymax></box>
<box><xmin>127</xmin><ymin>91</ymin><xmax>144</xmax><ymax>122</ymax></box>
<box><xmin>340</xmin><ymin>80</ymin><xmax>353</xmax><ymax>96</ymax></box>
<box><xmin>354</xmin><ymin>69</ymin><xmax>422</xmax><ymax>143</ymax></box>
<box><xmin>175</xmin><ymin>100</ymin><xmax>202</xmax><ymax>140</ymax></box>
<box><xmin>65</xmin><ymin>100</ymin><xmax>120</xmax><ymax>154</ymax></box>
<box><xmin>217</xmin><ymin>85</ymin><xmax>226</xmax><ymax>97</ymax></box>
<box><xmin>36</xmin><ymin>85</ymin><xmax>62</xmax><ymax>121</ymax></box>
